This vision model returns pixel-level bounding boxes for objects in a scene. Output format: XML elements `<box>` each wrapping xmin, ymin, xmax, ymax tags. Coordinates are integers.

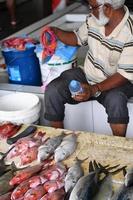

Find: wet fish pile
<box><xmin>0</xmin><ymin>161</ymin><xmax>67</xmax><ymax>200</ymax></box>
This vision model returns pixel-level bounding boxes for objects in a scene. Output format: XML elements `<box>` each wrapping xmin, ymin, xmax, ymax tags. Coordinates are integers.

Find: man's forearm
<box><xmin>52</xmin><ymin>27</ymin><xmax>78</xmax><ymax>46</ymax></box>
<box><xmin>90</xmin><ymin>73</ymin><xmax>128</xmax><ymax>96</ymax></box>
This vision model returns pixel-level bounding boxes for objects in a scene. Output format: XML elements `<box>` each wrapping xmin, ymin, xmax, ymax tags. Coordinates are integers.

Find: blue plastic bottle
<box><xmin>69</xmin><ymin>80</ymin><xmax>83</xmax><ymax>96</ymax></box>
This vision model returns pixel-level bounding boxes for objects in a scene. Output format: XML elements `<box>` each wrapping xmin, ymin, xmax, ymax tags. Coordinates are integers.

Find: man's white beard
<box><xmin>92</xmin><ymin>7</ymin><xmax>109</xmax><ymax>26</ymax></box>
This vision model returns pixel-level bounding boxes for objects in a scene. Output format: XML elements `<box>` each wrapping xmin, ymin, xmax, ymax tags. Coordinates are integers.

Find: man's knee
<box><xmin>104</xmin><ymin>90</ymin><xmax>127</xmax><ymax>108</ymax></box>
<box><xmin>104</xmin><ymin>90</ymin><xmax>129</xmax><ymax>124</ymax></box>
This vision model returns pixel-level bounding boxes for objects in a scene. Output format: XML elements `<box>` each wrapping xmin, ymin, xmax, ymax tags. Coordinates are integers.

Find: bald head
<box><xmin>96</xmin><ymin>0</ymin><xmax>125</xmax><ymax>9</ymax></box>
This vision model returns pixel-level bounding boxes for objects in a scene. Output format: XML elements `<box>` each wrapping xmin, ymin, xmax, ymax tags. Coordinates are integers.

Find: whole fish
<box><xmin>40</xmin><ymin>188</ymin><xmax>65</xmax><ymax>200</ymax></box>
<box><xmin>64</xmin><ymin>157</ymin><xmax>86</xmax><ymax>193</ymax></box>
<box><xmin>9</xmin><ymin>164</ymin><xmax>43</xmax><ymax>186</ymax></box>
<box><xmin>54</xmin><ymin>134</ymin><xmax>77</xmax><ymax>163</ymax></box>
<box><xmin>38</xmin><ymin>132</ymin><xmax>65</xmax><ymax>162</ymax></box>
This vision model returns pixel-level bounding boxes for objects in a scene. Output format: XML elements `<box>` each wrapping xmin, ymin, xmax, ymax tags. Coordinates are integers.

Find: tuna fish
<box><xmin>64</xmin><ymin>157</ymin><xmax>87</xmax><ymax>193</ymax></box>
<box><xmin>54</xmin><ymin>133</ymin><xmax>77</xmax><ymax>162</ymax></box>
<box><xmin>68</xmin><ymin>161</ymin><xmax>124</xmax><ymax>200</ymax></box>
<box><xmin>38</xmin><ymin>132</ymin><xmax>65</xmax><ymax>162</ymax></box>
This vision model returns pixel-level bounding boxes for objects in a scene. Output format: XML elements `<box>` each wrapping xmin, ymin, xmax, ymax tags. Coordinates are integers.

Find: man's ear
<box><xmin>103</xmin><ymin>3</ymin><xmax>113</xmax><ymax>17</ymax></box>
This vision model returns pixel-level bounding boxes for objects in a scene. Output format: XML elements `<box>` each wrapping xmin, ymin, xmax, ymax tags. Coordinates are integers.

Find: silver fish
<box><xmin>54</xmin><ymin>133</ymin><xmax>77</xmax><ymax>162</ymax></box>
<box><xmin>69</xmin><ymin>161</ymin><xmax>123</xmax><ymax>200</ymax></box>
<box><xmin>38</xmin><ymin>132</ymin><xmax>65</xmax><ymax>162</ymax></box>
<box><xmin>65</xmin><ymin>157</ymin><xmax>87</xmax><ymax>193</ymax></box>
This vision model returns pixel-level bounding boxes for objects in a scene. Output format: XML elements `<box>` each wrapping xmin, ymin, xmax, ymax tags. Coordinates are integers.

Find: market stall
<box><xmin>0</xmin><ymin>124</ymin><xmax>133</xmax><ymax>199</ymax></box>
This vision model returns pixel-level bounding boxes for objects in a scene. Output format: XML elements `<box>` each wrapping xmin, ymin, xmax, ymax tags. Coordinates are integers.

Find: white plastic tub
<box><xmin>0</xmin><ymin>92</ymin><xmax>41</xmax><ymax>124</ymax></box>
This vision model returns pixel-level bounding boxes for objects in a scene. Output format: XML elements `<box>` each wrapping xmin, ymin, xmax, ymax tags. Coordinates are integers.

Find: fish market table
<box><xmin>0</xmin><ymin>125</ymin><xmax>133</xmax><ymax>190</ymax></box>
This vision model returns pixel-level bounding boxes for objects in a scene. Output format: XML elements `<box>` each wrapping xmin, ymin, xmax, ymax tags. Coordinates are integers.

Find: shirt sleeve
<box><xmin>73</xmin><ymin>16</ymin><xmax>90</xmax><ymax>46</ymax></box>
<box><xmin>117</xmin><ymin>37</ymin><xmax>133</xmax><ymax>83</ymax></box>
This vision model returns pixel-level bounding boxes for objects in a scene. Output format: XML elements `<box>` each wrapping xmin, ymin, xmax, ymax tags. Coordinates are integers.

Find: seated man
<box><xmin>44</xmin><ymin>0</ymin><xmax>133</xmax><ymax>137</ymax></box>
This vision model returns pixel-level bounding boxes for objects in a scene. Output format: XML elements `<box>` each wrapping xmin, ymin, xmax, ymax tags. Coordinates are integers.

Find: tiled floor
<box><xmin>0</xmin><ymin>0</ymin><xmax>52</xmax><ymax>40</ymax></box>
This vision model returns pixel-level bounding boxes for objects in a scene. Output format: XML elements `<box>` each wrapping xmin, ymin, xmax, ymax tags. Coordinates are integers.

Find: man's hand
<box><xmin>72</xmin><ymin>83</ymin><xmax>92</xmax><ymax>102</ymax></box>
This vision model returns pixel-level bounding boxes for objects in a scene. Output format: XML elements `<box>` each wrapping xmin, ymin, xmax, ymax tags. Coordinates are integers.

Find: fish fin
<box><xmin>110</xmin><ymin>166</ymin><xmax>127</xmax><ymax>175</ymax></box>
<box><xmin>74</xmin><ymin>156</ymin><xmax>89</xmax><ymax>164</ymax></box>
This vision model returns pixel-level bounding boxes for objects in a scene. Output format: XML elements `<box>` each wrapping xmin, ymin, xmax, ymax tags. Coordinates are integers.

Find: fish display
<box><xmin>54</xmin><ymin>133</ymin><xmax>77</xmax><ymax>162</ymax></box>
<box><xmin>0</xmin><ymin>126</ymin><xmax>131</xmax><ymax>200</ymax></box>
<box><xmin>38</xmin><ymin>132</ymin><xmax>65</xmax><ymax>162</ymax></box>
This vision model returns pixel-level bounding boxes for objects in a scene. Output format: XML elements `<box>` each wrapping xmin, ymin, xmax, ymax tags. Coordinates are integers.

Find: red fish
<box><xmin>9</xmin><ymin>164</ymin><xmax>43</xmax><ymax>186</ymax></box>
<box><xmin>24</xmin><ymin>185</ymin><xmax>46</xmax><ymax>200</ymax></box>
<box><xmin>11</xmin><ymin>180</ymin><xmax>30</xmax><ymax>200</ymax></box>
<box><xmin>40</xmin><ymin>188</ymin><xmax>65</xmax><ymax>200</ymax></box>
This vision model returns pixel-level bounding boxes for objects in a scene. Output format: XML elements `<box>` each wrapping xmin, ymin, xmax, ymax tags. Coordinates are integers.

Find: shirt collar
<box><xmin>105</xmin><ymin>6</ymin><xmax>130</xmax><ymax>39</ymax></box>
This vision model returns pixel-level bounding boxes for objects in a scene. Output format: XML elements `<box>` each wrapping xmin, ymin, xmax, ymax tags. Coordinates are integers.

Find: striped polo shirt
<box><xmin>74</xmin><ymin>6</ymin><xmax>133</xmax><ymax>84</ymax></box>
